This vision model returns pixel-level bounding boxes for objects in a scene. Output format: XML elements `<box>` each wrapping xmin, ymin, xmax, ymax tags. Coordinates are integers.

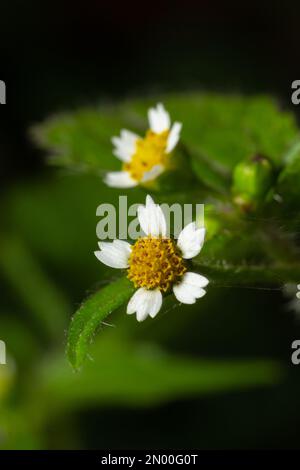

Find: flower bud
<box><xmin>232</xmin><ymin>155</ymin><xmax>274</xmax><ymax>211</ymax></box>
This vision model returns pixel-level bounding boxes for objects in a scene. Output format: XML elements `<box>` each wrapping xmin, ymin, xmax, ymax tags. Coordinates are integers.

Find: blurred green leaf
<box><xmin>35</xmin><ymin>336</ymin><xmax>283</xmax><ymax>418</ymax></box>
<box><xmin>31</xmin><ymin>107</ymin><xmax>135</xmax><ymax>174</ymax></box>
<box><xmin>127</xmin><ymin>94</ymin><xmax>299</xmax><ymax>191</ymax></box>
<box><xmin>0</xmin><ymin>334</ymin><xmax>283</xmax><ymax>449</ymax></box>
<box><xmin>0</xmin><ymin>316</ymin><xmax>40</xmax><ymax>366</ymax></box>
<box><xmin>0</xmin><ymin>237</ymin><xmax>69</xmax><ymax>342</ymax></box>
<box><xmin>67</xmin><ymin>277</ymin><xmax>135</xmax><ymax>370</ymax></box>
<box><xmin>1</xmin><ymin>174</ymin><xmax>147</xmax><ymax>302</ymax></box>
<box><xmin>189</xmin><ymin>152</ymin><xmax>229</xmax><ymax>194</ymax></box>
<box><xmin>32</xmin><ymin>94</ymin><xmax>299</xmax><ymax>194</ymax></box>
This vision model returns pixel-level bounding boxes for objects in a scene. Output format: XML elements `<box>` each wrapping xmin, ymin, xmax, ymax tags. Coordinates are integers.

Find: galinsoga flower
<box><xmin>95</xmin><ymin>195</ymin><xmax>208</xmax><ymax>321</ymax></box>
<box><xmin>104</xmin><ymin>103</ymin><xmax>182</xmax><ymax>188</ymax></box>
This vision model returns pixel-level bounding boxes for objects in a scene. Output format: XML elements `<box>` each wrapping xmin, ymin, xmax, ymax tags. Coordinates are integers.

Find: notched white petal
<box><xmin>137</xmin><ymin>195</ymin><xmax>167</xmax><ymax>237</ymax></box>
<box><xmin>183</xmin><ymin>272</ymin><xmax>209</xmax><ymax>288</ymax></box>
<box><xmin>148</xmin><ymin>103</ymin><xmax>171</xmax><ymax>134</ymax></box>
<box><xmin>126</xmin><ymin>288</ymin><xmax>162</xmax><ymax>321</ymax></box>
<box><xmin>104</xmin><ymin>171</ymin><xmax>137</xmax><ymax>188</ymax></box>
<box><xmin>166</xmin><ymin>121</ymin><xmax>182</xmax><ymax>153</ymax></box>
<box><xmin>177</xmin><ymin>222</ymin><xmax>205</xmax><ymax>259</ymax></box>
<box><xmin>94</xmin><ymin>239</ymin><xmax>132</xmax><ymax>269</ymax></box>
<box><xmin>173</xmin><ymin>271</ymin><xmax>207</xmax><ymax>304</ymax></box>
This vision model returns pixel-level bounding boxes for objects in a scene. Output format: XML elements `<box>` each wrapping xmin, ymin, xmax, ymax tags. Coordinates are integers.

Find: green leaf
<box><xmin>189</xmin><ymin>152</ymin><xmax>230</xmax><ymax>193</ymax></box>
<box><xmin>126</xmin><ymin>94</ymin><xmax>298</xmax><ymax>190</ymax></box>
<box><xmin>31</xmin><ymin>106</ymin><xmax>142</xmax><ymax>174</ymax></box>
<box><xmin>67</xmin><ymin>277</ymin><xmax>135</xmax><ymax>370</ymax></box>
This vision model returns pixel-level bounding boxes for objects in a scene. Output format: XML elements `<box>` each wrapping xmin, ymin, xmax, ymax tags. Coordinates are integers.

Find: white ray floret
<box><xmin>148</xmin><ymin>103</ymin><xmax>171</xmax><ymax>133</ymax></box>
<box><xmin>104</xmin><ymin>171</ymin><xmax>138</xmax><ymax>188</ymax></box>
<box><xmin>111</xmin><ymin>129</ymin><xmax>140</xmax><ymax>162</ymax></box>
<box><xmin>141</xmin><ymin>164</ymin><xmax>164</xmax><ymax>183</ymax></box>
<box><xmin>166</xmin><ymin>122</ymin><xmax>182</xmax><ymax>153</ymax></box>
<box><xmin>94</xmin><ymin>240</ymin><xmax>132</xmax><ymax>269</ymax></box>
<box><xmin>127</xmin><ymin>288</ymin><xmax>162</xmax><ymax>322</ymax></box>
<box><xmin>137</xmin><ymin>194</ymin><xmax>167</xmax><ymax>237</ymax></box>
<box><xmin>173</xmin><ymin>272</ymin><xmax>208</xmax><ymax>304</ymax></box>
<box><xmin>177</xmin><ymin>222</ymin><xmax>205</xmax><ymax>259</ymax></box>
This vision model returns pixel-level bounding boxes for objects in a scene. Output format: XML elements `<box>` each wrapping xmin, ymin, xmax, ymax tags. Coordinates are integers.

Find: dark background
<box><xmin>1</xmin><ymin>0</ymin><xmax>299</xmax><ymax>186</ymax></box>
<box><xmin>1</xmin><ymin>0</ymin><xmax>300</xmax><ymax>450</ymax></box>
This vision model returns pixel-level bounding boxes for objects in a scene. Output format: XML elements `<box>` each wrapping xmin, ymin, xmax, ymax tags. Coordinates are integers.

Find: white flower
<box><xmin>94</xmin><ymin>195</ymin><xmax>208</xmax><ymax>322</ymax></box>
<box><xmin>297</xmin><ymin>284</ymin><xmax>300</xmax><ymax>300</ymax></box>
<box><xmin>104</xmin><ymin>103</ymin><xmax>182</xmax><ymax>188</ymax></box>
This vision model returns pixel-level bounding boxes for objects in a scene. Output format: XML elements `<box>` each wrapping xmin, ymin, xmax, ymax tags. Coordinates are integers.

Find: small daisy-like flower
<box><xmin>104</xmin><ymin>103</ymin><xmax>182</xmax><ymax>188</ymax></box>
<box><xmin>95</xmin><ymin>195</ymin><xmax>208</xmax><ymax>321</ymax></box>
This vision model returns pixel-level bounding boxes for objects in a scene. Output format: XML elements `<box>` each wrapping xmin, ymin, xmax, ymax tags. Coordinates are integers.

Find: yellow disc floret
<box><xmin>127</xmin><ymin>237</ymin><xmax>187</xmax><ymax>292</ymax></box>
<box><xmin>123</xmin><ymin>130</ymin><xmax>169</xmax><ymax>182</ymax></box>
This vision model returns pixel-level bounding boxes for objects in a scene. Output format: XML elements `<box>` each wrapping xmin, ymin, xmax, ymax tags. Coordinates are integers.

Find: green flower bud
<box><xmin>232</xmin><ymin>155</ymin><xmax>274</xmax><ymax>211</ymax></box>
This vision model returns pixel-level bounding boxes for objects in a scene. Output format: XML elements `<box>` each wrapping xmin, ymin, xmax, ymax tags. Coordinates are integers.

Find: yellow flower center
<box><xmin>127</xmin><ymin>237</ymin><xmax>187</xmax><ymax>292</ymax></box>
<box><xmin>123</xmin><ymin>130</ymin><xmax>169</xmax><ymax>182</ymax></box>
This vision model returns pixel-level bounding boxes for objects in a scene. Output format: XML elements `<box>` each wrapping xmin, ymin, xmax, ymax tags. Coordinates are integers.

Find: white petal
<box><xmin>137</xmin><ymin>195</ymin><xmax>167</xmax><ymax>237</ymax></box>
<box><xmin>173</xmin><ymin>271</ymin><xmax>208</xmax><ymax>304</ymax></box>
<box><xmin>111</xmin><ymin>138</ymin><xmax>133</xmax><ymax>162</ymax></box>
<box><xmin>148</xmin><ymin>103</ymin><xmax>171</xmax><ymax>134</ymax></box>
<box><xmin>112</xmin><ymin>147</ymin><xmax>132</xmax><ymax>162</ymax></box>
<box><xmin>120</xmin><ymin>129</ymin><xmax>139</xmax><ymax>143</ymax></box>
<box><xmin>94</xmin><ymin>239</ymin><xmax>132</xmax><ymax>269</ymax></box>
<box><xmin>296</xmin><ymin>292</ymin><xmax>300</xmax><ymax>300</ymax></box>
<box><xmin>166</xmin><ymin>122</ymin><xmax>182</xmax><ymax>153</ymax></box>
<box><xmin>104</xmin><ymin>171</ymin><xmax>137</xmax><ymax>188</ymax></box>
<box><xmin>127</xmin><ymin>288</ymin><xmax>162</xmax><ymax>321</ymax></box>
<box><xmin>177</xmin><ymin>222</ymin><xmax>205</xmax><ymax>259</ymax></box>
<box><xmin>111</xmin><ymin>129</ymin><xmax>139</xmax><ymax>162</ymax></box>
<box><xmin>141</xmin><ymin>164</ymin><xmax>164</xmax><ymax>183</ymax></box>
